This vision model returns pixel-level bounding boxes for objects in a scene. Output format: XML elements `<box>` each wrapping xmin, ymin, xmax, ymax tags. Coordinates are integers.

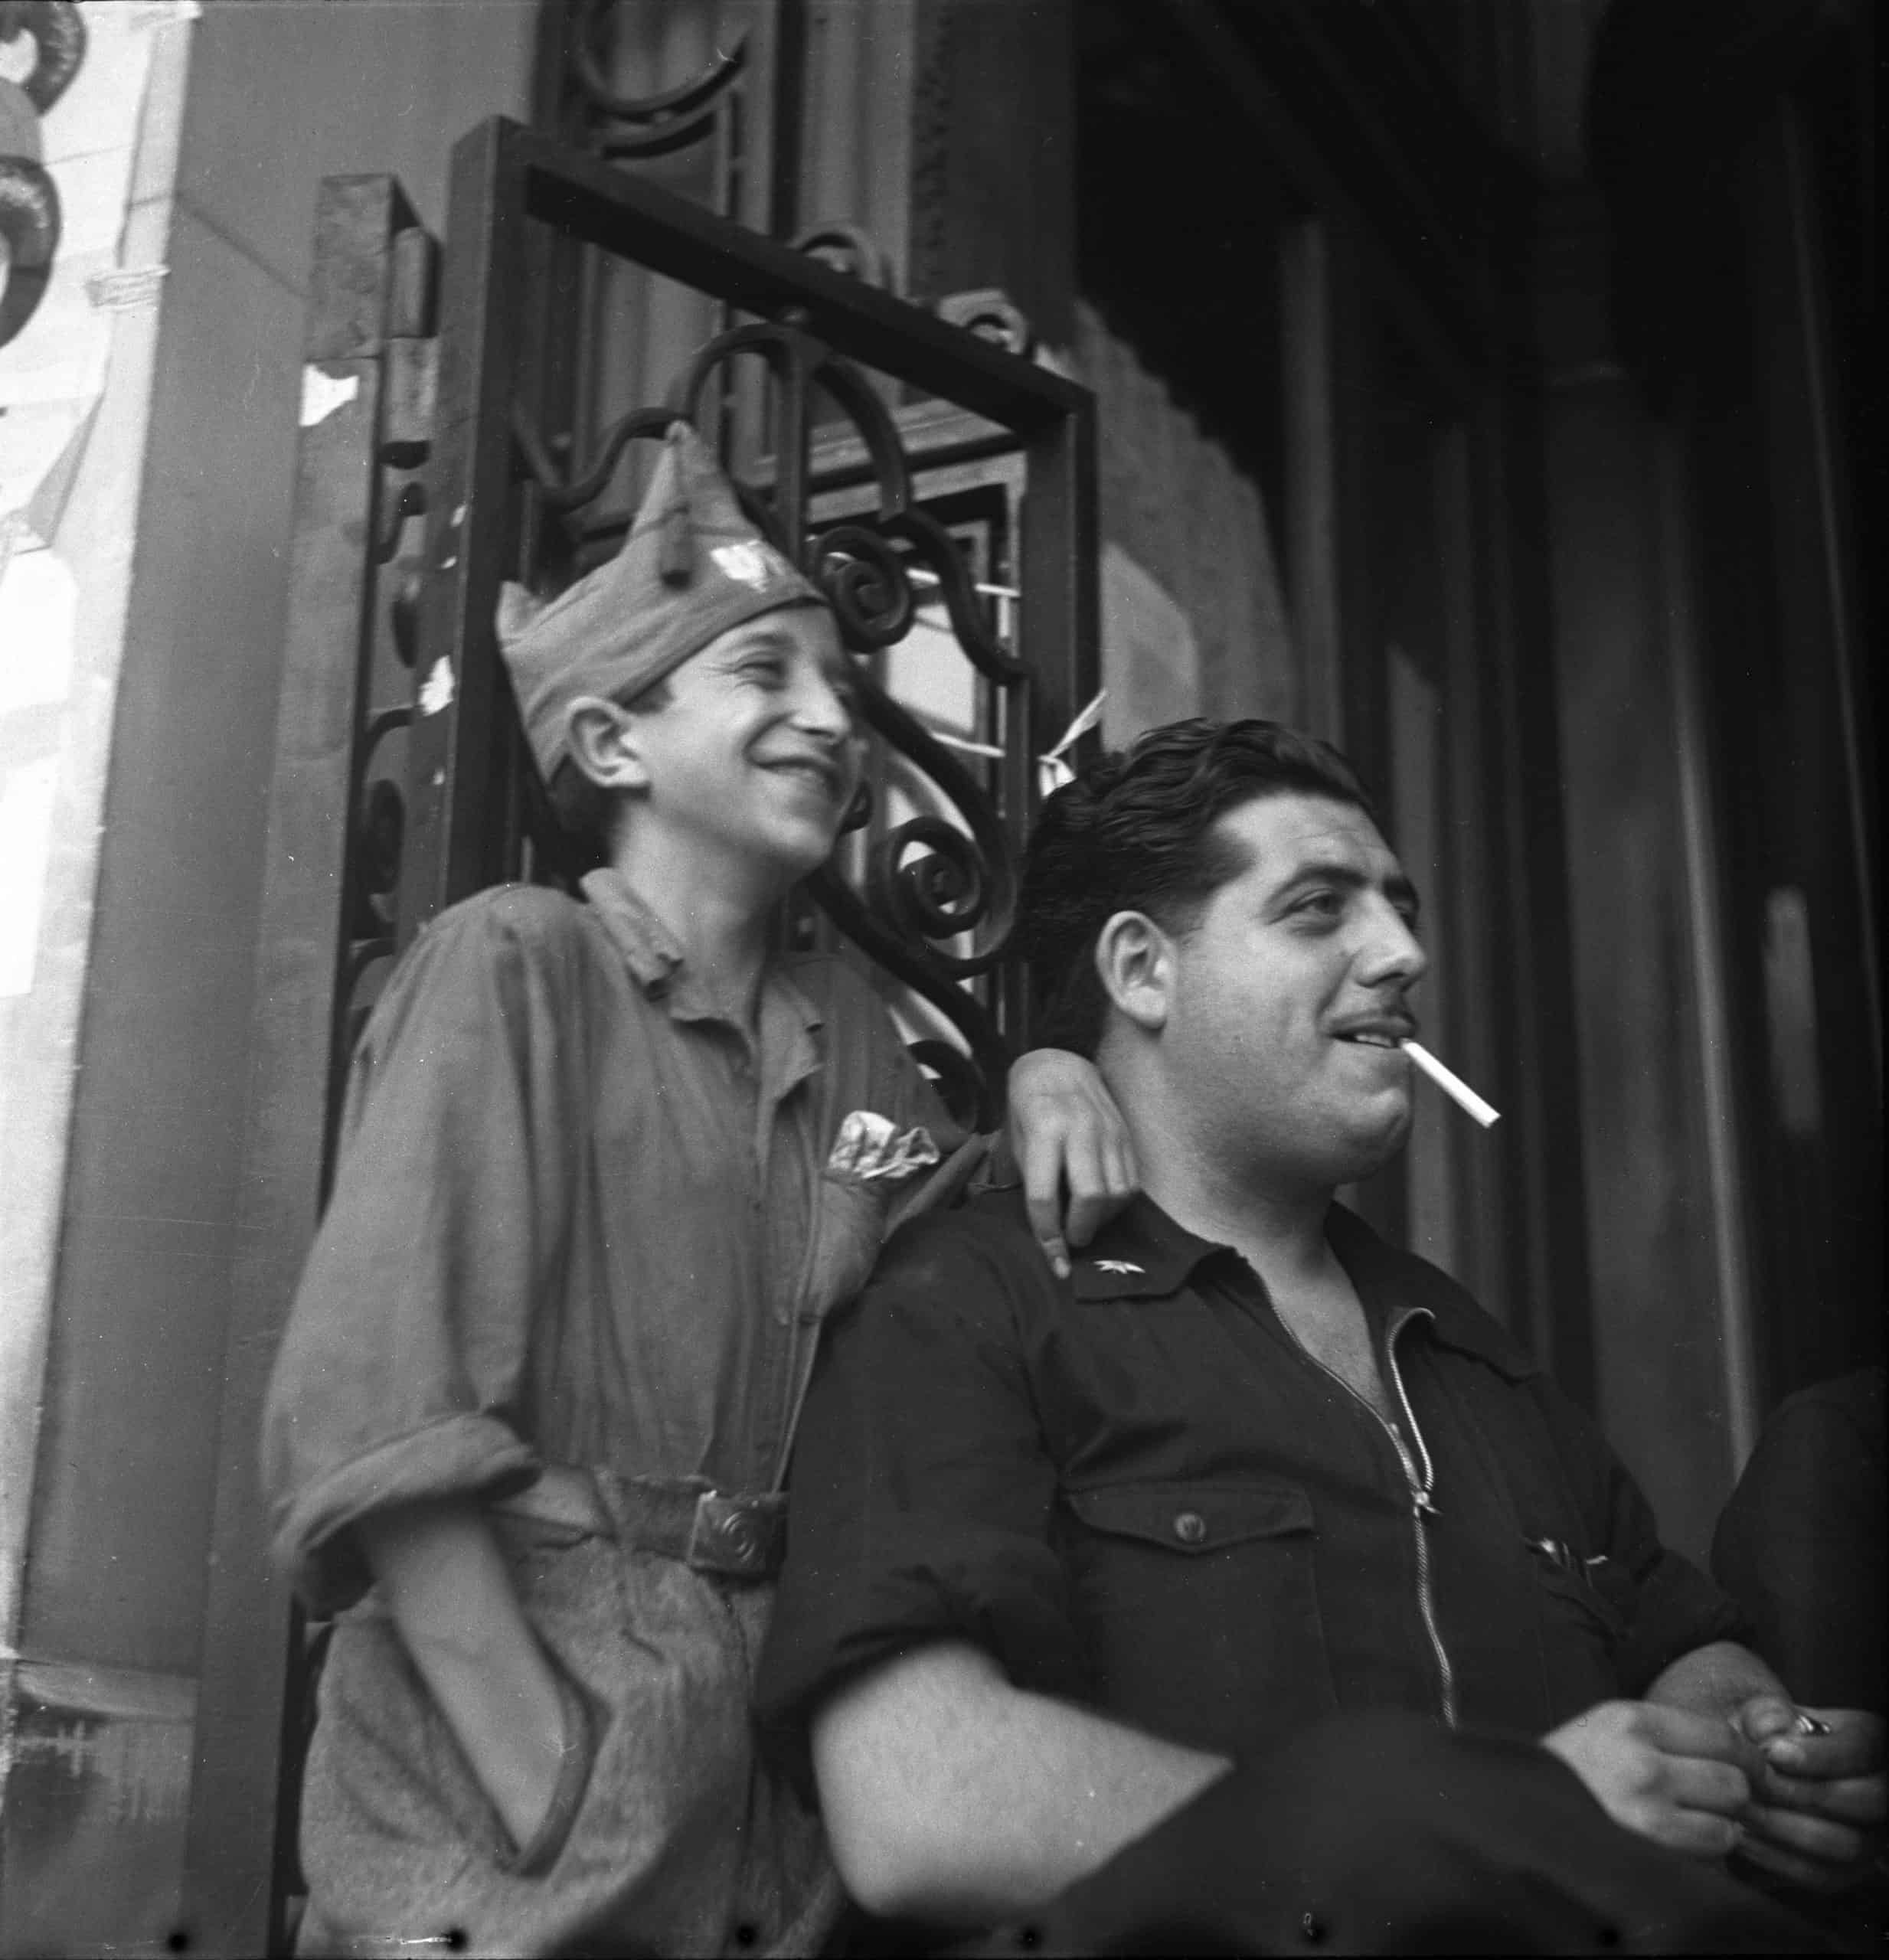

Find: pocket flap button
<box><xmin>1173</xmin><ymin>1510</ymin><xmax>1208</xmax><ymax>1545</ymax></box>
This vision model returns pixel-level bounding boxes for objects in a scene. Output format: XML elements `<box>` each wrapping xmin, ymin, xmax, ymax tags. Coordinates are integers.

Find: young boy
<box><xmin>262</xmin><ymin>423</ymin><xmax>1127</xmax><ymax>1957</ymax></box>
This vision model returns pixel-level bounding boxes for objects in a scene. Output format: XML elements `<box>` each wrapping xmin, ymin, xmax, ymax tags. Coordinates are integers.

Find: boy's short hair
<box><xmin>546</xmin><ymin>759</ymin><xmax>619</xmax><ymax>855</ymax></box>
<box><xmin>1019</xmin><ymin>717</ymin><xmax>1379</xmax><ymax>1057</ymax></box>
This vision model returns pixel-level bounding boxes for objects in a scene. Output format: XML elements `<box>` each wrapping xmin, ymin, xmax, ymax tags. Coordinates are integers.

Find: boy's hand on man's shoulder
<box><xmin>1005</xmin><ymin>1049</ymin><xmax>1139</xmax><ymax>1279</ymax></box>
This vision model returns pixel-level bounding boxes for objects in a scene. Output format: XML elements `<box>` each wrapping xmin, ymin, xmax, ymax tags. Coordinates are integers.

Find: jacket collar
<box><xmin>1324</xmin><ymin>1204</ymin><xmax>1541</xmax><ymax>1380</ymax></box>
<box><xmin>1067</xmin><ymin>1193</ymin><xmax>1539</xmax><ymax>1381</ymax></box>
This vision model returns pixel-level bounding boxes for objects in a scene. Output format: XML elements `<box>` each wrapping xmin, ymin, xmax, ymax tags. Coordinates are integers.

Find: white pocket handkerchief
<box><xmin>827</xmin><ymin>1109</ymin><xmax>943</xmax><ymax>1184</ymax></box>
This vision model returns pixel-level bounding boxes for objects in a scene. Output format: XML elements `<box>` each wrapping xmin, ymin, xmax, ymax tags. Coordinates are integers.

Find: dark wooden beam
<box><xmin>501</xmin><ymin>120</ymin><xmax>1087</xmax><ymax>428</ymax></box>
<box><xmin>180</xmin><ymin>175</ymin><xmax>424</xmax><ymax>1958</ymax></box>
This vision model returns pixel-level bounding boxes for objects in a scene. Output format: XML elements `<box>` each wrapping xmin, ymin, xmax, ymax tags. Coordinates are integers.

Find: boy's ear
<box><xmin>564</xmin><ymin>694</ymin><xmax>649</xmax><ymax>794</ymax></box>
<box><xmin>1093</xmin><ymin>910</ymin><xmax>1173</xmax><ymax>1033</ymax></box>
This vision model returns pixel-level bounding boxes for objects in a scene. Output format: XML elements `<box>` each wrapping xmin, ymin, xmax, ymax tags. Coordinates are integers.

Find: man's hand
<box><xmin>1730</xmin><ymin>1697</ymin><xmax>1887</xmax><ymax>1893</ymax></box>
<box><xmin>1542</xmin><ymin>1699</ymin><xmax>1756</xmax><ymax>1858</ymax></box>
<box><xmin>1005</xmin><ymin>1048</ymin><xmax>1137</xmax><ymax>1277</ymax></box>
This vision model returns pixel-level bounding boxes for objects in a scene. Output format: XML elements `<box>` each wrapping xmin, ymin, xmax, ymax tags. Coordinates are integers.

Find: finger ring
<box><xmin>1793</xmin><ymin>1712</ymin><xmax>1833</xmax><ymax>1736</ymax></box>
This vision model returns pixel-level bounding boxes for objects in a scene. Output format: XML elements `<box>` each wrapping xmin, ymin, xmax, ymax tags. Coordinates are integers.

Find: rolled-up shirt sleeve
<box><xmin>262</xmin><ymin>892</ymin><xmax>588</xmax><ymax>1616</ymax></box>
<box><xmin>757</xmin><ymin>1207</ymin><xmax>1081</xmax><ymax>1746</ymax></box>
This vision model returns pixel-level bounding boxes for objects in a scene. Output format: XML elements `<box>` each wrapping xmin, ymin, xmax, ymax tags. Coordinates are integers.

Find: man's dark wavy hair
<box><xmin>1019</xmin><ymin>718</ymin><xmax>1379</xmax><ymax>1057</ymax></box>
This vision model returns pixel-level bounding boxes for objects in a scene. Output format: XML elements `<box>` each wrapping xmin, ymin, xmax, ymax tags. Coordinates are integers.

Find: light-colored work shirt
<box><xmin>263</xmin><ymin>868</ymin><xmax>963</xmax><ymax>1958</ymax></box>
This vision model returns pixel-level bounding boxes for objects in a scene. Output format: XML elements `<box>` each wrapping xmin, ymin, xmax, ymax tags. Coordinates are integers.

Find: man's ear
<box><xmin>1093</xmin><ymin>910</ymin><xmax>1173</xmax><ymax>1033</ymax></box>
<box><xmin>564</xmin><ymin>694</ymin><xmax>649</xmax><ymax>795</ymax></box>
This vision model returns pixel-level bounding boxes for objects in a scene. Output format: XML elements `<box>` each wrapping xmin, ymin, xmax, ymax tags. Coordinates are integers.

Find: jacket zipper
<box><xmin>1283</xmin><ymin>1305</ymin><xmax>1458</xmax><ymax>1726</ymax></box>
<box><xmin>1384</xmin><ymin>1314</ymin><xmax>1456</xmax><ymax>1726</ymax></box>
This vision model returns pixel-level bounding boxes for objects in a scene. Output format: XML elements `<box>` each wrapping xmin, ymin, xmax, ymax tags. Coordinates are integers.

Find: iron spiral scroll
<box><xmin>513</xmin><ymin>315</ymin><xmax>1032</xmax><ymax>1123</ymax></box>
<box><xmin>561</xmin><ymin>0</ymin><xmax>747</xmax><ymax>162</ymax></box>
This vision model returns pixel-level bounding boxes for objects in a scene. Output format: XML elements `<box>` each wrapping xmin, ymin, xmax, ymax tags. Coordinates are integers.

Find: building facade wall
<box><xmin>1</xmin><ymin>9</ymin><xmax>198</xmax><ymax>1945</ymax></box>
<box><xmin>1075</xmin><ymin>300</ymin><xmax>1299</xmax><ymax>746</ymax></box>
<box><xmin>0</xmin><ymin>6</ymin><xmax>538</xmax><ymax>1951</ymax></box>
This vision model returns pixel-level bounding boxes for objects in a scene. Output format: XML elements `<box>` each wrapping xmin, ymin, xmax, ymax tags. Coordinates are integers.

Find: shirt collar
<box><xmin>1068</xmin><ymin>1193</ymin><xmax>1540</xmax><ymax>1380</ymax></box>
<box><xmin>578</xmin><ymin>866</ymin><xmax>825</xmax><ymax>1051</ymax></box>
<box><xmin>1324</xmin><ymin>1204</ymin><xmax>1540</xmax><ymax>1379</ymax></box>
<box><xmin>580</xmin><ymin>867</ymin><xmax>690</xmax><ymax>996</ymax></box>
<box><xmin>1069</xmin><ymin>1196</ymin><xmax>1233</xmax><ymax>1300</ymax></box>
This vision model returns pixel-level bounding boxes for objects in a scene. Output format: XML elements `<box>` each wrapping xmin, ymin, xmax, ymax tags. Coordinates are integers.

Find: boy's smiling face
<box><xmin>616</xmin><ymin>603</ymin><xmax>863</xmax><ymax>888</ymax></box>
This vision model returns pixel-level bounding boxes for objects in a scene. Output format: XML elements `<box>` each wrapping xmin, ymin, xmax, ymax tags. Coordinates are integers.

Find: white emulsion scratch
<box><xmin>418</xmin><ymin>658</ymin><xmax>456</xmax><ymax>717</ymax></box>
<box><xmin>299</xmin><ymin>366</ymin><xmax>360</xmax><ymax>428</ymax></box>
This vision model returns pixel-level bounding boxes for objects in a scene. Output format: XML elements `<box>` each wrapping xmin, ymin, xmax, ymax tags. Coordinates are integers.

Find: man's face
<box><xmin>629</xmin><ymin>604</ymin><xmax>863</xmax><ymax>884</ymax></box>
<box><xmin>1159</xmin><ymin>793</ymin><xmax>1429</xmax><ymax>1193</ymax></box>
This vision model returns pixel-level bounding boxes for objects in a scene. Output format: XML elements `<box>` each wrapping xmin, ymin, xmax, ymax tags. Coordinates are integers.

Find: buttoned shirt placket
<box><xmin>589</xmin><ymin>873</ymin><xmax>825</xmax><ymax>1496</ymax></box>
<box><xmin>733</xmin><ymin>975</ymin><xmax>824</xmax><ymax>1498</ymax></box>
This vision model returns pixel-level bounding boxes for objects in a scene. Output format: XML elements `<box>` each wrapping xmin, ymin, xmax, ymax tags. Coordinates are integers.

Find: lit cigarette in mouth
<box><xmin>1402</xmin><ymin>1040</ymin><xmax>1501</xmax><ymax>1129</ymax></box>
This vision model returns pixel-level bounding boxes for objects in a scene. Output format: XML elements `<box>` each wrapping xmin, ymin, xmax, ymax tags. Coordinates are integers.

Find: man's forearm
<box><xmin>812</xmin><ymin>1640</ymin><xmax>1230</xmax><ymax>1926</ymax></box>
<box><xmin>1645</xmin><ymin>1639</ymin><xmax>1789</xmax><ymax>1720</ymax></box>
<box><xmin>358</xmin><ymin>1497</ymin><xmax>567</xmax><ymax>1851</ymax></box>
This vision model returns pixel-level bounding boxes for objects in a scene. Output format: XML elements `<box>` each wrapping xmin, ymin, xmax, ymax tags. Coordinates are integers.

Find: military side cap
<box><xmin>495</xmin><ymin>421</ymin><xmax>827</xmax><ymax>781</ymax></box>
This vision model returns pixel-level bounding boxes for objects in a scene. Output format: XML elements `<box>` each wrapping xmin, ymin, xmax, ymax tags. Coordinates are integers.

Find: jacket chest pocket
<box><xmin>1524</xmin><ymin>1537</ymin><xmax>1631</xmax><ymax>1724</ymax></box>
<box><xmin>1060</xmin><ymin>1480</ymin><xmax>1337</xmax><ymax>1756</ymax></box>
<box><xmin>797</xmin><ymin>1171</ymin><xmax>891</xmax><ymax>1325</ymax></box>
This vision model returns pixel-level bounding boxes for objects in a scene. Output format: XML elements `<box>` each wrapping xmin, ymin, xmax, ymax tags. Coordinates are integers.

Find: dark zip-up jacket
<box><xmin>757</xmin><ymin>1188</ymin><xmax>1750</xmax><ymax>1764</ymax></box>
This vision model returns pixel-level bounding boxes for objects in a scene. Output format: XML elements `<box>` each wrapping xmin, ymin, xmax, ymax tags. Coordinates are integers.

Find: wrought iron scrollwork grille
<box><xmin>401</xmin><ymin>116</ymin><xmax>1098</xmax><ymax>1122</ymax></box>
<box><xmin>562</xmin><ymin>0</ymin><xmax>748</xmax><ymax>162</ymax></box>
